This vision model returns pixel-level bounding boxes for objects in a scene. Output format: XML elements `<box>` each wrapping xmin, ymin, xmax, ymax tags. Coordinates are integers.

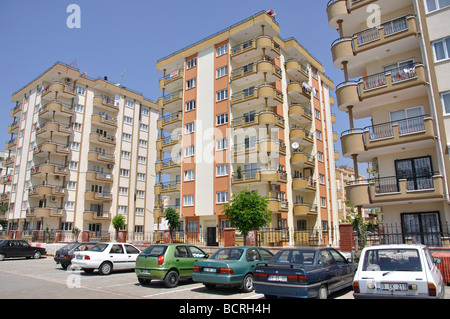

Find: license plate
<box><xmin>268</xmin><ymin>275</ymin><xmax>287</xmax><ymax>282</ymax></box>
<box><xmin>140</xmin><ymin>269</ymin><xmax>151</xmax><ymax>275</ymax></box>
<box><xmin>203</xmin><ymin>268</ymin><xmax>216</xmax><ymax>273</ymax></box>
<box><xmin>76</xmin><ymin>255</ymin><xmax>82</xmax><ymax>259</ymax></box>
<box><xmin>379</xmin><ymin>283</ymin><xmax>408</xmax><ymax>291</ymax></box>
<box><xmin>59</xmin><ymin>254</ymin><xmax>65</xmax><ymax>258</ymax></box>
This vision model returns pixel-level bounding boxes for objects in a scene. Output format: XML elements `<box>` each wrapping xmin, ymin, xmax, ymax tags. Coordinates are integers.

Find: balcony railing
<box><xmin>368</xmin><ymin>114</ymin><xmax>428</xmax><ymax>140</ymax></box>
<box><xmin>355</xmin><ymin>15</ymin><xmax>411</xmax><ymax>46</ymax></box>
<box><xmin>363</xmin><ymin>62</ymin><xmax>420</xmax><ymax>91</ymax></box>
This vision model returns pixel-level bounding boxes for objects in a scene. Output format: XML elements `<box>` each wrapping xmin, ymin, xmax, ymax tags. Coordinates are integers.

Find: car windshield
<box><xmin>62</xmin><ymin>243</ymin><xmax>80</xmax><ymax>250</ymax></box>
<box><xmin>272</xmin><ymin>249</ymin><xmax>316</xmax><ymax>265</ymax></box>
<box><xmin>211</xmin><ymin>248</ymin><xmax>244</xmax><ymax>260</ymax></box>
<box><xmin>362</xmin><ymin>249</ymin><xmax>422</xmax><ymax>272</ymax></box>
<box><xmin>88</xmin><ymin>243</ymin><xmax>109</xmax><ymax>252</ymax></box>
<box><xmin>142</xmin><ymin>245</ymin><xmax>167</xmax><ymax>257</ymax></box>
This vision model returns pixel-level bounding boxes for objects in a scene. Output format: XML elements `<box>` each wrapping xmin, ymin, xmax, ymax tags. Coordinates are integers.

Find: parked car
<box><xmin>71</xmin><ymin>242</ymin><xmax>141</xmax><ymax>275</ymax></box>
<box><xmin>54</xmin><ymin>242</ymin><xmax>97</xmax><ymax>269</ymax></box>
<box><xmin>253</xmin><ymin>247</ymin><xmax>356</xmax><ymax>299</ymax></box>
<box><xmin>353</xmin><ymin>244</ymin><xmax>445</xmax><ymax>299</ymax></box>
<box><xmin>192</xmin><ymin>246</ymin><xmax>274</xmax><ymax>293</ymax></box>
<box><xmin>0</xmin><ymin>239</ymin><xmax>47</xmax><ymax>261</ymax></box>
<box><xmin>136</xmin><ymin>244</ymin><xmax>209</xmax><ymax>288</ymax></box>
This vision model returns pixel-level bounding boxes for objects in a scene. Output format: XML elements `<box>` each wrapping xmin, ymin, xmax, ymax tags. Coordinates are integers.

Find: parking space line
<box><xmin>142</xmin><ymin>284</ymin><xmax>204</xmax><ymax>298</ymax></box>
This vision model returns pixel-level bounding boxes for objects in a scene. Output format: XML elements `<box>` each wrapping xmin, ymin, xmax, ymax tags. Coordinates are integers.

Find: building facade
<box><xmin>3</xmin><ymin>62</ymin><xmax>159</xmax><ymax>241</ymax></box>
<box><xmin>327</xmin><ymin>0</ymin><xmax>450</xmax><ymax>245</ymax></box>
<box><xmin>155</xmin><ymin>11</ymin><xmax>339</xmax><ymax>246</ymax></box>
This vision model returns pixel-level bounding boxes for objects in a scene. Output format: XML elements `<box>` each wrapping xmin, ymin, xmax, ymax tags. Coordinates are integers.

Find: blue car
<box><xmin>253</xmin><ymin>247</ymin><xmax>356</xmax><ymax>299</ymax></box>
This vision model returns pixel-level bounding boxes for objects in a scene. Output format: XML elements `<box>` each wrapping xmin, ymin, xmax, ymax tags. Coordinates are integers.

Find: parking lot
<box><xmin>0</xmin><ymin>256</ymin><xmax>355</xmax><ymax>299</ymax></box>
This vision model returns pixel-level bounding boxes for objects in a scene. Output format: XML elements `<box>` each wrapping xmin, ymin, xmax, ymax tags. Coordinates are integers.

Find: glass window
<box><xmin>362</xmin><ymin>249</ymin><xmax>422</xmax><ymax>272</ymax></box>
<box><xmin>174</xmin><ymin>246</ymin><xmax>189</xmax><ymax>258</ymax></box>
<box><xmin>125</xmin><ymin>244</ymin><xmax>140</xmax><ymax>254</ymax></box>
<box><xmin>246</xmin><ymin>249</ymin><xmax>262</xmax><ymax>262</ymax></box>
<box><xmin>441</xmin><ymin>91</ymin><xmax>450</xmax><ymax>114</ymax></box>
<box><xmin>258</xmin><ymin>249</ymin><xmax>274</xmax><ymax>260</ymax></box>
<box><xmin>189</xmin><ymin>246</ymin><xmax>207</xmax><ymax>258</ymax></box>
<box><xmin>211</xmin><ymin>248</ymin><xmax>243</xmax><ymax>260</ymax></box>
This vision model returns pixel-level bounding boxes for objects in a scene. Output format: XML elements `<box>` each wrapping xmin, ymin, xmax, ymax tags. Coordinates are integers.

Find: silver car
<box><xmin>353</xmin><ymin>244</ymin><xmax>445</xmax><ymax>299</ymax></box>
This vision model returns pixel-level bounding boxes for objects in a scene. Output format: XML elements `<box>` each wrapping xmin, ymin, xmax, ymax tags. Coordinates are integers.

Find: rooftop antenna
<box><xmin>120</xmin><ymin>69</ymin><xmax>126</xmax><ymax>85</ymax></box>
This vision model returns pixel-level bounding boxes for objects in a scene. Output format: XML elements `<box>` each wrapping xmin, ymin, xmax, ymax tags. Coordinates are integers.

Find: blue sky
<box><xmin>0</xmin><ymin>0</ymin><xmax>370</xmax><ymax>170</ymax></box>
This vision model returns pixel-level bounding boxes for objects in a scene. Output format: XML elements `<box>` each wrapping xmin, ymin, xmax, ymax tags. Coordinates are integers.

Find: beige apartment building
<box><xmin>327</xmin><ymin>0</ymin><xmax>450</xmax><ymax>246</ymax></box>
<box><xmin>155</xmin><ymin>11</ymin><xmax>339</xmax><ymax>246</ymax></box>
<box><xmin>2</xmin><ymin>62</ymin><xmax>159</xmax><ymax>241</ymax></box>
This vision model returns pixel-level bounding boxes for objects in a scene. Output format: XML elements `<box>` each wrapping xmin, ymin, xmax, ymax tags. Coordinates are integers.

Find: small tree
<box><xmin>222</xmin><ymin>189</ymin><xmax>271</xmax><ymax>245</ymax></box>
<box><xmin>342</xmin><ymin>200</ymin><xmax>367</xmax><ymax>250</ymax></box>
<box><xmin>165</xmin><ymin>207</ymin><xmax>180</xmax><ymax>244</ymax></box>
<box><xmin>112</xmin><ymin>214</ymin><xmax>126</xmax><ymax>241</ymax></box>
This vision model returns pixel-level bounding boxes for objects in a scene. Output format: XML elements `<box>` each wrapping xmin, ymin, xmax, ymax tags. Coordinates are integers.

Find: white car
<box><xmin>353</xmin><ymin>244</ymin><xmax>445</xmax><ymax>299</ymax></box>
<box><xmin>72</xmin><ymin>242</ymin><xmax>141</xmax><ymax>275</ymax></box>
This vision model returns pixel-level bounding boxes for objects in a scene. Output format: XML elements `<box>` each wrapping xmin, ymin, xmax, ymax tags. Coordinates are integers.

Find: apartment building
<box><xmin>3</xmin><ymin>62</ymin><xmax>159</xmax><ymax>240</ymax></box>
<box><xmin>155</xmin><ymin>11</ymin><xmax>338</xmax><ymax>246</ymax></box>
<box><xmin>327</xmin><ymin>0</ymin><xmax>450</xmax><ymax>245</ymax></box>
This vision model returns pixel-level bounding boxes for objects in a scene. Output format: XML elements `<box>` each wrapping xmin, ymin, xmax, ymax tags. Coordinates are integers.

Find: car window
<box><xmin>19</xmin><ymin>241</ymin><xmax>30</xmax><ymax>247</ymax></box>
<box><xmin>258</xmin><ymin>248</ymin><xmax>274</xmax><ymax>260</ymax></box>
<box><xmin>273</xmin><ymin>250</ymin><xmax>315</xmax><ymax>265</ymax></box>
<box><xmin>211</xmin><ymin>248</ymin><xmax>243</xmax><ymax>260</ymax></box>
<box><xmin>246</xmin><ymin>249</ymin><xmax>262</xmax><ymax>262</ymax></box>
<box><xmin>174</xmin><ymin>246</ymin><xmax>189</xmax><ymax>258</ymax></box>
<box><xmin>188</xmin><ymin>246</ymin><xmax>207</xmax><ymax>258</ymax></box>
<box><xmin>329</xmin><ymin>249</ymin><xmax>347</xmax><ymax>265</ymax></box>
<box><xmin>423</xmin><ymin>248</ymin><xmax>434</xmax><ymax>270</ymax></box>
<box><xmin>362</xmin><ymin>249</ymin><xmax>422</xmax><ymax>272</ymax></box>
<box><xmin>89</xmin><ymin>243</ymin><xmax>108</xmax><ymax>252</ymax></box>
<box><xmin>142</xmin><ymin>245</ymin><xmax>167</xmax><ymax>257</ymax></box>
<box><xmin>109</xmin><ymin>244</ymin><xmax>124</xmax><ymax>254</ymax></box>
<box><xmin>125</xmin><ymin>245</ymin><xmax>140</xmax><ymax>254</ymax></box>
<box><xmin>320</xmin><ymin>250</ymin><xmax>334</xmax><ymax>267</ymax></box>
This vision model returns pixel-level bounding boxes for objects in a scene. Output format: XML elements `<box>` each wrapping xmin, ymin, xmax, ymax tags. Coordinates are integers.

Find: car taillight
<box><xmin>428</xmin><ymin>283</ymin><xmax>437</xmax><ymax>297</ymax></box>
<box><xmin>84</xmin><ymin>255</ymin><xmax>90</xmax><ymax>260</ymax></box>
<box><xmin>158</xmin><ymin>255</ymin><xmax>164</xmax><ymax>265</ymax></box>
<box><xmin>193</xmin><ymin>266</ymin><xmax>200</xmax><ymax>272</ymax></box>
<box><xmin>219</xmin><ymin>268</ymin><xmax>234</xmax><ymax>274</ymax></box>
<box><xmin>287</xmin><ymin>275</ymin><xmax>307</xmax><ymax>283</ymax></box>
<box><xmin>353</xmin><ymin>281</ymin><xmax>360</xmax><ymax>293</ymax></box>
<box><xmin>254</xmin><ymin>273</ymin><xmax>267</xmax><ymax>281</ymax></box>
<box><xmin>65</xmin><ymin>255</ymin><xmax>71</xmax><ymax>259</ymax></box>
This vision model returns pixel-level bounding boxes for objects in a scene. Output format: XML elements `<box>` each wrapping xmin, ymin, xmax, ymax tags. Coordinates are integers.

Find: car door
<box><xmin>4</xmin><ymin>241</ymin><xmax>17</xmax><ymax>257</ymax></box>
<box><xmin>19</xmin><ymin>241</ymin><xmax>34</xmax><ymax>258</ymax></box>
<box><xmin>124</xmin><ymin>244</ymin><xmax>140</xmax><ymax>269</ymax></box>
<box><xmin>174</xmin><ymin>245</ymin><xmax>193</xmax><ymax>277</ymax></box>
<box><xmin>329</xmin><ymin>248</ymin><xmax>353</xmax><ymax>288</ymax></box>
<box><xmin>319</xmin><ymin>249</ymin><xmax>339</xmax><ymax>290</ymax></box>
<box><xmin>108</xmin><ymin>244</ymin><xmax>127</xmax><ymax>269</ymax></box>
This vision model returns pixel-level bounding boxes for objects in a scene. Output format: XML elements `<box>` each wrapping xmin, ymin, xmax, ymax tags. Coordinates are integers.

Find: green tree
<box><xmin>342</xmin><ymin>200</ymin><xmax>367</xmax><ymax>250</ymax></box>
<box><xmin>165</xmin><ymin>207</ymin><xmax>180</xmax><ymax>244</ymax></box>
<box><xmin>222</xmin><ymin>189</ymin><xmax>271</xmax><ymax>245</ymax></box>
<box><xmin>112</xmin><ymin>214</ymin><xmax>126</xmax><ymax>241</ymax></box>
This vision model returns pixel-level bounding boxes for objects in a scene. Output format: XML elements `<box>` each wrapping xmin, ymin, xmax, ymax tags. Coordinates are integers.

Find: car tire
<box><xmin>164</xmin><ymin>270</ymin><xmax>179</xmax><ymax>288</ymax></box>
<box><xmin>241</xmin><ymin>274</ymin><xmax>254</xmax><ymax>293</ymax></box>
<box><xmin>317</xmin><ymin>285</ymin><xmax>328</xmax><ymax>299</ymax></box>
<box><xmin>138</xmin><ymin>278</ymin><xmax>151</xmax><ymax>285</ymax></box>
<box><xmin>98</xmin><ymin>262</ymin><xmax>113</xmax><ymax>275</ymax></box>
<box><xmin>0</xmin><ymin>253</ymin><xmax>5</xmax><ymax>261</ymax></box>
<box><xmin>32</xmin><ymin>251</ymin><xmax>41</xmax><ymax>259</ymax></box>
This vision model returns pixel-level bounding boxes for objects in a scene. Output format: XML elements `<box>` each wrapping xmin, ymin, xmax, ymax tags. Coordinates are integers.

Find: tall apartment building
<box><xmin>327</xmin><ymin>0</ymin><xmax>450</xmax><ymax>245</ymax></box>
<box><xmin>155</xmin><ymin>11</ymin><xmax>338</xmax><ymax>245</ymax></box>
<box><xmin>3</xmin><ymin>62</ymin><xmax>159</xmax><ymax>240</ymax></box>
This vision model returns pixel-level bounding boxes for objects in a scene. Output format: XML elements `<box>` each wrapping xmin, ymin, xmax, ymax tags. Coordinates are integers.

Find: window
<box><xmin>124</xmin><ymin>116</ymin><xmax>133</xmax><ymax>125</ymax></box>
<box><xmin>395</xmin><ymin>156</ymin><xmax>433</xmax><ymax>191</ymax></box>
<box><xmin>122</xmin><ymin>133</ymin><xmax>131</xmax><ymax>142</ymax></box>
<box><xmin>70</xmin><ymin>142</ymin><xmax>80</xmax><ymax>151</ymax></box>
<box><xmin>187</xmin><ymin>57</ymin><xmax>197</xmax><ymax>69</ymax></box>
<box><xmin>186</xmin><ymin>100</ymin><xmax>196</xmax><ymax>111</ymax></box>
<box><xmin>432</xmin><ymin>37</ymin><xmax>450</xmax><ymax>61</ymax></box>
<box><xmin>65</xmin><ymin>201</ymin><xmax>75</xmax><ymax>210</ymax></box>
<box><xmin>216</xmin><ymin>44</ymin><xmax>228</xmax><ymax>57</ymax></box>
<box><xmin>138</xmin><ymin>156</ymin><xmax>146</xmax><ymax>164</ymax></box>
<box><xmin>320</xmin><ymin>197</ymin><xmax>327</xmax><ymax>208</ymax></box>
<box><xmin>119</xmin><ymin>187</ymin><xmax>128</xmax><ymax>195</ymax></box>
<box><xmin>187</xmin><ymin>220</ymin><xmax>198</xmax><ymax>232</ymax></box>
<box><xmin>185</xmin><ymin>145</ymin><xmax>195</xmax><ymax>157</ymax></box>
<box><xmin>69</xmin><ymin>161</ymin><xmax>78</xmax><ymax>170</ymax></box>
<box><xmin>216</xmin><ymin>164</ymin><xmax>229</xmax><ymax>177</ymax></box>
<box><xmin>139</xmin><ymin>139</ymin><xmax>147</xmax><ymax>148</ymax></box>
<box><xmin>141</xmin><ymin>107</ymin><xmax>149</xmax><ymax>116</ymax></box>
<box><xmin>216</xmin><ymin>191</ymin><xmax>229</xmax><ymax>204</ymax></box>
<box><xmin>186</xmin><ymin>78</ymin><xmax>196</xmax><ymax>90</ymax></box>
<box><xmin>136</xmin><ymin>190</ymin><xmax>145</xmax><ymax>198</ymax></box>
<box><xmin>120</xmin><ymin>169</ymin><xmax>129</xmax><ymax>177</ymax></box>
<box><xmin>76</xmin><ymin>86</ymin><xmax>85</xmax><ymax>95</ymax></box>
<box><xmin>315</xmin><ymin>109</ymin><xmax>321</xmax><ymax>120</ymax></box>
<box><xmin>216</xmin><ymin>66</ymin><xmax>228</xmax><ymax>78</ymax></box>
<box><xmin>74</xmin><ymin>104</ymin><xmax>84</xmax><ymax>113</ymax></box>
<box><xmin>121</xmin><ymin>151</ymin><xmax>130</xmax><ymax>159</ymax></box>
<box><xmin>118</xmin><ymin>206</ymin><xmax>127</xmax><ymax>214</ymax></box>
<box><xmin>125</xmin><ymin>99</ymin><xmax>134</xmax><ymax>108</ymax></box>
<box><xmin>319</xmin><ymin>174</ymin><xmax>325</xmax><ymax>184</ymax></box>
<box><xmin>185</xmin><ymin>122</ymin><xmax>195</xmax><ymax>134</ymax></box>
<box><xmin>216</xmin><ymin>138</ymin><xmax>228</xmax><ymax>150</ymax></box>
<box><xmin>216</xmin><ymin>89</ymin><xmax>228</xmax><ymax>101</ymax></box>
<box><xmin>140</xmin><ymin>123</ymin><xmax>148</xmax><ymax>132</ymax></box>
<box><xmin>67</xmin><ymin>181</ymin><xmax>77</xmax><ymax>190</ymax></box>
<box><xmin>425</xmin><ymin>0</ymin><xmax>450</xmax><ymax>12</ymax></box>
<box><xmin>216</xmin><ymin>113</ymin><xmax>228</xmax><ymax>126</ymax></box>
<box><xmin>184</xmin><ymin>169</ymin><xmax>195</xmax><ymax>181</ymax></box>
<box><xmin>316</xmin><ymin>130</ymin><xmax>322</xmax><ymax>140</ymax></box>
<box><xmin>184</xmin><ymin>195</ymin><xmax>194</xmax><ymax>206</ymax></box>
<box><xmin>137</xmin><ymin>173</ymin><xmax>146</xmax><ymax>181</ymax></box>
<box><xmin>441</xmin><ymin>91</ymin><xmax>450</xmax><ymax>114</ymax></box>
<box><xmin>135</xmin><ymin>208</ymin><xmax>144</xmax><ymax>216</ymax></box>
<box><xmin>318</xmin><ymin>152</ymin><xmax>324</xmax><ymax>162</ymax></box>
<box><xmin>73</xmin><ymin>122</ymin><xmax>82</xmax><ymax>132</ymax></box>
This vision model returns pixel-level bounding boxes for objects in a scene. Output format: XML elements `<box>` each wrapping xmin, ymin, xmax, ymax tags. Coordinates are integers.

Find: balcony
<box><xmin>89</xmin><ymin>132</ymin><xmax>116</xmax><ymax>146</ymax></box>
<box><xmin>231</xmin><ymin>59</ymin><xmax>282</xmax><ymax>86</ymax></box>
<box><xmin>292</xmin><ymin>177</ymin><xmax>317</xmax><ymax>192</ymax></box>
<box><xmin>84</xmin><ymin>210</ymin><xmax>111</xmax><ymax>221</ymax></box>
<box><xmin>231</xmin><ymin>111</ymin><xmax>285</xmax><ymax>129</ymax></box>
<box><xmin>267</xmin><ymin>198</ymin><xmax>288</xmax><ymax>212</ymax></box>
<box><xmin>29</xmin><ymin>185</ymin><xmax>67</xmax><ymax>198</ymax></box>
<box><xmin>36</xmin><ymin>121</ymin><xmax>72</xmax><ymax>138</ymax></box>
<box><xmin>156</xmin><ymin>134</ymin><xmax>182</xmax><ymax>152</ymax></box>
<box><xmin>231</xmin><ymin>85</ymin><xmax>283</xmax><ymax>108</ymax></box>
<box><xmin>88</xmin><ymin>150</ymin><xmax>115</xmax><ymax>164</ymax></box>
<box><xmin>93</xmin><ymin>95</ymin><xmax>119</xmax><ymax>111</ymax></box>
<box><xmin>85</xmin><ymin>190</ymin><xmax>112</xmax><ymax>202</ymax></box>
<box><xmin>91</xmin><ymin>112</ymin><xmax>118</xmax><ymax>129</ymax></box>
<box><xmin>31</xmin><ymin>163</ymin><xmax>68</xmax><ymax>177</ymax></box>
<box><xmin>5</xmin><ymin>138</ymin><xmax>17</xmax><ymax>150</ymax></box>
<box><xmin>27</xmin><ymin>207</ymin><xmax>64</xmax><ymax>218</ymax></box>
<box><xmin>34</xmin><ymin>142</ymin><xmax>70</xmax><ymax>156</ymax></box>
<box><xmin>336</xmin><ymin>63</ymin><xmax>427</xmax><ymax>116</ymax></box>
<box><xmin>233</xmin><ymin>139</ymin><xmax>286</xmax><ymax>157</ymax></box>
<box><xmin>86</xmin><ymin>171</ymin><xmax>113</xmax><ymax>183</ymax></box>
<box><xmin>331</xmin><ymin>15</ymin><xmax>419</xmax><ymax>78</ymax></box>
<box><xmin>341</xmin><ymin>115</ymin><xmax>435</xmax><ymax>161</ymax></box>
<box><xmin>154</xmin><ymin>181</ymin><xmax>181</xmax><ymax>195</ymax></box>
<box><xmin>10</xmin><ymin>104</ymin><xmax>22</xmax><ymax>117</ymax></box>
<box><xmin>287</xmin><ymin>81</ymin><xmax>312</xmax><ymax>104</ymax></box>
<box><xmin>8</xmin><ymin>120</ymin><xmax>20</xmax><ymax>134</ymax></box>
<box><xmin>289</xmin><ymin>104</ymin><xmax>312</xmax><ymax>125</ymax></box>
<box><xmin>346</xmin><ymin>172</ymin><xmax>444</xmax><ymax>207</ymax></box>
<box><xmin>231</xmin><ymin>35</ymin><xmax>281</xmax><ymax>63</ymax></box>
<box><xmin>157</xmin><ymin>89</ymin><xmax>183</xmax><ymax>111</ymax></box>
<box><xmin>290</xmin><ymin>125</ymin><xmax>314</xmax><ymax>145</ymax></box>
<box><xmin>0</xmin><ymin>175</ymin><xmax>12</xmax><ymax>185</ymax></box>
<box><xmin>2</xmin><ymin>156</ymin><xmax>15</xmax><ymax>167</ymax></box>
<box><xmin>159</xmin><ymin>69</ymin><xmax>184</xmax><ymax>91</ymax></box>
<box><xmin>231</xmin><ymin>168</ymin><xmax>287</xmax><ymax>185</ymax></box>
<box><xmin>155</xmin><ymin>157</ymin><xmax>181</xmax><ymax>173</ymax></box>
<box><xmin>157</xmin><ymin>110</ymin><xmax>183</xmax><ymax>131</ymax></box>
<box><xmin>39</xmin><ymin>101</ymin><xmax>74</xmax><ymax>119</ymax></box>
<box><xmin>293</xmin><ymin>202</ymin><xmax>318</xmax><ymax>216</ymax></box>
<box><xmin>285</xmin><ymin>59</ymin><xmax>309</xmax><ymax>82</ymax></box>
<box><xmin>291</xmin><ymin>150</ymin><xmax>315</xmax><ymax>168</ymax></box>
<box><xmin>41</xmin><ymin>82</ymin><xmax>76</xmax><ymax>100</ymax></box>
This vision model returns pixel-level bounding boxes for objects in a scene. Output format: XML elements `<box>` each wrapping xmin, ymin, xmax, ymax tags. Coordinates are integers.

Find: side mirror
<box><xmin>434</xmin><ymin>258</ymin><xmax>441</xmax><ymax>264</ymax></box>
<box><xmin>347</xmin><ymin>258</ymin><xmax>352</xmax><ymax>263</ymax></box>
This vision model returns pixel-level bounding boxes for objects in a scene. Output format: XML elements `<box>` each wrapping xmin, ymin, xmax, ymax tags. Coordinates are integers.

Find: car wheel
<box><xmin>164</xmin><ymin>270</ymin><xmax>179</xmax><ymax>288</ymax></box>
<box><xmin>32</xmin><ymin>251</ymin><xmax>41</xmax><ymax>259</ymax></box>
<box><xmin>317</xmin><ymin>285</ymin><xmax>328</xmax><ymax>299</ymax></box>
<box><xmin>241</xmin><ymin>274</ymin><xmax>254</xmax><ymax>293</ymax></box>
<box><xmin>61</xmin><ymin>264</ymin><xmax>69</xmax><ymax>270</ymax></box>
<box><xmin>138</xmin><ymin>278</ymin><xmax>151</xmax><ymax>285</ymax></box>
<box><xmin>0</xmin><ymin>253</ymin><xmax>5</xmax><ymax>261</ymax></box>
<box><xmin>98</xmin><ymin>262</ymin><xmax>113</xmax><ymax>275</ymax></box>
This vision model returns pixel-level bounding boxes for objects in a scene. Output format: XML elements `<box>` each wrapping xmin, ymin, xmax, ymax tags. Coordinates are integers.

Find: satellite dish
<box><xmin>292</xmin><ymin>142</ymin><xmax>299</xmax><ymax>149</ymax></box>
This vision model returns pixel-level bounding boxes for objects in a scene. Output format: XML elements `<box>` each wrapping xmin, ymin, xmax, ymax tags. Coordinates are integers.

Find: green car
<box><xmin>192</xmin><ymin>246</ymin><xmax>274</xmax><ymax>293</ymax></box>
<box><xmin>135</xmin><ymin>244</ymin><xmax>209</xmax><ymax>288</ymax></box>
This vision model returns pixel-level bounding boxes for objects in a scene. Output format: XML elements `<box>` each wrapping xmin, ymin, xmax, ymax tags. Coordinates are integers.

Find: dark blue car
<box><xmin>253</xmin><ymin>247</ymin><xmax>356</xmax><ymax>299</ymax></box>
